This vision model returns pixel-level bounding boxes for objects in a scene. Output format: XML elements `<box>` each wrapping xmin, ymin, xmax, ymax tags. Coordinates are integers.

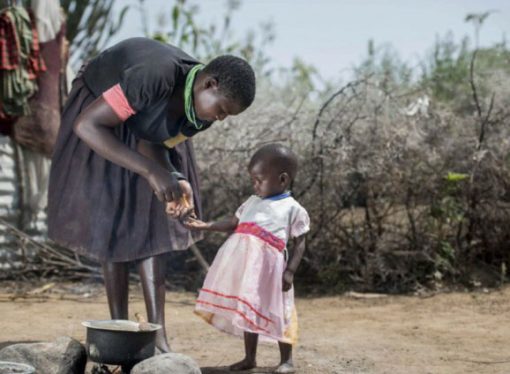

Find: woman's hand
<box><xmin>165</xmin><ymin>180</ymin><xmax>195</xmax><ymax>219</ymax></box>
<box><xmin>145</xmin><ymin>165</ymin><xmax>183</xmax><ymax>203</ymax></box>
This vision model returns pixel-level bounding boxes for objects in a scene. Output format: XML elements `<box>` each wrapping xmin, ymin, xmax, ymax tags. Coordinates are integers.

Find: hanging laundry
<box><xmin>0</xmin><ymin>5</ymin><xmax>45</xmax><ymax>122</ymax></box>
<box><xmin>0</xmin><ymin>6</ymin><xmax>20</xmax><ymax>70</ymax></box>
<box><xmin>30</xmin><ymin>0</ymin><xmax>62</xmax><ymax>43</ymax></box>
<box><xmin>12</xmin><ymin>0</ymin><xmax>67</xmax><ymax>156</ymax></box>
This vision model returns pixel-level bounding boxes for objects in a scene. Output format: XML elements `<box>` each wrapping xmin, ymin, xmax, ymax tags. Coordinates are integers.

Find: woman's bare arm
<box><xmin>73</xmin><ymin>96</ymin><xmax>183</xmax><ymax>202</ymax></box>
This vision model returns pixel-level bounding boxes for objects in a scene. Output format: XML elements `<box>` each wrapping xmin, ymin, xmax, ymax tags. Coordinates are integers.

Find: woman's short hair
<box><xmin>203</xmin><ymin>55</ymin><xmax>256</xmax><ymax>109</ymax></box>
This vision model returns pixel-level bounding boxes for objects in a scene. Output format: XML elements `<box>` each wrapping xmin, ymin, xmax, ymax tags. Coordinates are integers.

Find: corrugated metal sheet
<box><xmin>0</xmin><ymin>135</ymin><xmax>48</xmax><ymax>269</ymax></box>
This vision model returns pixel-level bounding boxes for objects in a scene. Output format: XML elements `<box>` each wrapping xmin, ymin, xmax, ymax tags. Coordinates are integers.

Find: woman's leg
<box><xmin>230</xmin><ymin>332</ymin><xmax>258</xmax><ymax>371</ymax></box>
<box><xmin>102</xmin><ymin>261</ymin><xmax>130</xmax><ymax>319</ymax></box>
<box><xmin>274</xmin><ymin>342</ymin><xmax>295</xmax><ymax>373</ymax></box>
<box><xmin>137</xmin><ymin>254</ymin><xmax>171</xmax><ymax>353</ymax></box>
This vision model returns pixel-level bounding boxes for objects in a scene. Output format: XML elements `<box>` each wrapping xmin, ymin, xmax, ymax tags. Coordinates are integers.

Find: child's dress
<box><xmin>195</xmin><ymin>193</ymin><xmax>310</xmax><ymax>344</ymax></box>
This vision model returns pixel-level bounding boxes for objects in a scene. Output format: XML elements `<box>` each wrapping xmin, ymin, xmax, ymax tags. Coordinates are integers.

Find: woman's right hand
<box><xmin>145</xmin><ymin>165</ymin><xmax>182</xmax><ymax>202</ymax></box>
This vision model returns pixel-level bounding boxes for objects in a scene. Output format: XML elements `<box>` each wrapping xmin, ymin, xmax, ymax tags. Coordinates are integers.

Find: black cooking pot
<box><xmin>82</xmin><ymin>320</ymin><xmax>161</xmax><ymax>367</ymax></box>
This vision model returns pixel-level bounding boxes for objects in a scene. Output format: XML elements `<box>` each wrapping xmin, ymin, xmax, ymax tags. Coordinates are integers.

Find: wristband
<box><xmin>171</xmin><ymin>171</ymin><xmax>187</xmax><ymax>181</ymax></box>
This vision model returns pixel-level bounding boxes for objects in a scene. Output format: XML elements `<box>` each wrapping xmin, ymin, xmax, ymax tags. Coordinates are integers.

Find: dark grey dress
<box><xmin>47</xmin><ymin>38</ymin><xmax>208</xmax><ymax>262</ymax></box>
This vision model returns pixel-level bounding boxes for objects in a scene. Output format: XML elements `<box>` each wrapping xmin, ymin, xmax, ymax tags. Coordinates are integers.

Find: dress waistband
<box><xmin>234</xmin><ymin>222</ymin><xmax>286</xmax><ymax>252</ymax></box>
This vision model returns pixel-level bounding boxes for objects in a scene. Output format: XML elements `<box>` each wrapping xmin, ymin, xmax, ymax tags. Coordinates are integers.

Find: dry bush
<box><xmin>193</xmin><ymin>70</ymin><xmax>510</xmax><ymax>293</ymax></box>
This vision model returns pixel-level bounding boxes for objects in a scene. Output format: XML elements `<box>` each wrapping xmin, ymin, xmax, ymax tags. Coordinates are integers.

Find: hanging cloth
<box><xmin>0</xmin><ymin>5</ymin><xmax>45</xmax><ymax>118</ymax></box>
<box><xmin>12</xmin><ymin>0</ymin><xmax>67</xmax><ymax>156</ymax></box>
<box><xmin>30</xmin><ymin>0</ymin><xmax>62</xmax><ymax>43</ymax></box>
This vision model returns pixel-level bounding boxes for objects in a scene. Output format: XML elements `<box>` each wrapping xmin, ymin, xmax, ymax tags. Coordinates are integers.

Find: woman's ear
<box><xmin>279</xmin><ymin>172</ymin><xmax>290</xmax><ymax>188</ymax></box>
<box><xmin>204</xmin><ymin>76</ymin><xmax>219</xmax><ymax>90</ymax></box>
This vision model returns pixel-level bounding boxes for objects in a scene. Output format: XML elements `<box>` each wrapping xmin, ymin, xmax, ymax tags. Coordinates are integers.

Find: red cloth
<box><xmin>0</xmin><ymin>8</ymin><xmax>47</xmax><ymax>131</ymax></box>
<box><xmin>0</xmin><ymin>8</ymin><xmax>45</xmax><ymax>73</ymax></box>
<box><xmin>0</xmin><ymin>11</ymin><xmax>20</xmax><ymax>70</ymax></box>
<box><xmin>0</xmin><ymin>10</ymin><xmax>19</xmax><ymax>133</ymax></box>
<box><xmin>102</xmin><ymin>83</ymin><xmax>137</xmax><ymax>121</ymax></box>
<box><xmin>27</xmin><ymin>9</ymin><xmax>45</xmax><ymax>79</ymax></box>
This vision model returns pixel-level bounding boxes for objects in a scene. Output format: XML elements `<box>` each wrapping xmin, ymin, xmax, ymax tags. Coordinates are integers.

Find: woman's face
<box><xmin>194</xmin><ymin>79</ymin><xmax>244</xmax><ymax>123</ymax></box>
<box><xmin>248</xmin><ymin>160</ymin><xmax>285</xmax><ymax>198</ymax></box>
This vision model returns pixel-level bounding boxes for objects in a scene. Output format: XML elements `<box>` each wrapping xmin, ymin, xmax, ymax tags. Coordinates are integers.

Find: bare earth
<box><xmin>0</xmin><ymin>283</ymin><xmax>509</xmax><ymax>374</ymax></box>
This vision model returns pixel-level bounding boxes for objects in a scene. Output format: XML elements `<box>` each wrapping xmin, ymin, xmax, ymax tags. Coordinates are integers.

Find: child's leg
<box><xmin>230</xmin><ymin>332</ymin><xmax>258</xmax><ymax>371</ymax></box>
<box><xmin>274</xmin><ymin>342</ymin><xmax>295</xmax><ymax>373</ymax></box>
<box><xmin>102</xmin><ymin>261</ymin><xmax>129</xmax><ymax>319</ymax></box>
<box><xmin>137</xmin><ymin>253</ymin><xmax>171</xmax><ymax>353</ymax></box>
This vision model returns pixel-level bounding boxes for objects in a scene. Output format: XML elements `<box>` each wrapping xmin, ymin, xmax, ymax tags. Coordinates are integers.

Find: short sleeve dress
<box><xmin>47</xmin><ymin>38</ymin><xmax>210</xmax><ymax>262</ymax></box>
<box><xmin>195</xmin><ymin>193</ymin><xmax>310</xmax><ymax>344</ymax></box>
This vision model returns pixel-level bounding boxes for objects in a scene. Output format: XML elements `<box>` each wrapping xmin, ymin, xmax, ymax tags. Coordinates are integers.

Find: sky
<box><xmin>109</xmin><ymin>0</ymin><xmax>510</xmax><ymax>82</ymax></box>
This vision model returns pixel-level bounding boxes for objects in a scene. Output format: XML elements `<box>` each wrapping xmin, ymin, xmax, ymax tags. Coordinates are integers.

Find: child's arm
<box><xmin>282</xmin><ymin>235</ymin><xmax>306</xmax><ymax>291</ymax></box>
<box><xmin>184</xmin><ymin>215</ymin><xmax>239</xmax><ymax>233</ymax></box>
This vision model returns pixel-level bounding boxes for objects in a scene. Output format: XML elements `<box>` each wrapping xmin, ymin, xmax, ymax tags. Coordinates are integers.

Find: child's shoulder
<box><xmin>243</xmin><ymin>194</ymin><xmax>261</xmax><ymax>205</ymax></box>
<box><xmin>287</xmin><ymin>196</ymin><xmax>307</xmax><ymax>211</ymax></box>
<box><xmin>237</xmin><ymin>194</ymin><xmax>261</xmax><ymax>210</ymax></box>
<box><xmin>275</xmin><ymin>196</ymin><xmax>309</xmax><ymax>218</ymax></box>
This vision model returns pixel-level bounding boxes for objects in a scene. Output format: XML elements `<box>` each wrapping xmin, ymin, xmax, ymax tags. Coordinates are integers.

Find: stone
<box><xmin>0</xmin><ymin>336</ymin><xmax>87</xmax><ymax>374</ymax></box>
<box><xmin>131</xmin><ymin>353</ymin><xmax>201</xmax><ymax>374</ymax></box>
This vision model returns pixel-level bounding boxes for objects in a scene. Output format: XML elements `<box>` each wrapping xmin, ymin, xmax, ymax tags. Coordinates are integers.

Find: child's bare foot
<box><xmin>274</xmin><ymin>362</ymin><xmax>295</xmax><ymax>373</ymax></box>
<box><xmin>229</xmin><ymin>358</ymin><xmax>256</xmax><ymax>371</ymax></box>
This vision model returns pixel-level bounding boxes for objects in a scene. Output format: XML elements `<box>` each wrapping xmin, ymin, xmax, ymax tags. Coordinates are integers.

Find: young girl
<box><xmin>184</xmin><ymin>143</ymin><xmax>310</xmax><ymax>374</ymax></box>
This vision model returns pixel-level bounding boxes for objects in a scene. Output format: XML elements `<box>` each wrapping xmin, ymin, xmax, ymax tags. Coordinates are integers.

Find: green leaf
<box><xmin>445</xmin><ymin>172</ymin><xmax>468</xmax><ymax>182</ymax></box>
<box><xmin>172</xmin><ymin>5</ymin><xmax>180</xmax><ymax>30</ymax></box>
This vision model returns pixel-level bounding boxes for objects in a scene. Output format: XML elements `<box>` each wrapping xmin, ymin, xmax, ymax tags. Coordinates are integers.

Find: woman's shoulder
<box><xmin>106</xmin><ymin>37</ymin><xmax>198</xmax><ymax>62</ymax></box>
<box><xmin>83</xmin><ymin>38</ymin><xmax>200</xmax><ymax>98</ymax></box>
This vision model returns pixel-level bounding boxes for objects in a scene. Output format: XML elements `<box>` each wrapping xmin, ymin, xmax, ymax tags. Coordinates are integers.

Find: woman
<box><xmin>47</xmin><ymin>37</ymin><xmax>256</xmax><ymax>353</ymax></box>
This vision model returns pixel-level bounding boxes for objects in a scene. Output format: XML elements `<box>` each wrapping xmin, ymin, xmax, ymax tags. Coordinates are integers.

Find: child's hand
<box><xmin>282</xmin><ymin>269</ymin><xmax>294</xmax><ymax>291</ymax></box>
<box><xmin>183</xmin><ymin>217</ymin><xmax>211</xmax><ymax>231</ymax></box>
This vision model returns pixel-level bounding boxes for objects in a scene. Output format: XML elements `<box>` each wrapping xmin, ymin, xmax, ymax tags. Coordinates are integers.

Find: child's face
<box><xmin>248</xmin><ymin>161</ymin><xmax>286</xmax><ymax>198</ymax></box>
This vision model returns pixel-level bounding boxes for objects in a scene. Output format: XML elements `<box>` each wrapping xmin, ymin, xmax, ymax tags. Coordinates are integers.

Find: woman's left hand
<box><xmin>165</xmin><ymin>180</ymin><xmax>195</xmax><ymax>219</ymax></box>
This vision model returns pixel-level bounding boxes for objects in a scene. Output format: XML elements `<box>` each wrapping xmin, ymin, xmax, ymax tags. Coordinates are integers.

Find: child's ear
<box><xmin>279</xmin><ymin>172</ymin><xmax>290</xmax><ymax>188</ymax></box>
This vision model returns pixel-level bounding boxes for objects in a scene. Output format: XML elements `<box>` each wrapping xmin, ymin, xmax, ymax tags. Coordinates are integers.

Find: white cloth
<box><xmin>235</xmin><ymin>194</ymin><xmax>310</xmax><ymax>243</ymax></box>
<box><xmin>30</xmin><ymin>0</ymin><xmax>63</xmax><ymax>43</ymax></box>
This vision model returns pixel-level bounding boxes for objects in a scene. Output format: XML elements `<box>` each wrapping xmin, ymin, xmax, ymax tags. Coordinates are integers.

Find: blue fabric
<box><xmin>264</xmin><ymin>191</ymin><xmax>291</xmax><ymax>201</ymax></box>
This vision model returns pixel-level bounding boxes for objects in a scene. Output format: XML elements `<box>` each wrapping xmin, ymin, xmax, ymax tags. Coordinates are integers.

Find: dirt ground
<box><xmin>0</xmin><ymin>282</ymin><xmax>509</xmax><ymax>374</ymax></box>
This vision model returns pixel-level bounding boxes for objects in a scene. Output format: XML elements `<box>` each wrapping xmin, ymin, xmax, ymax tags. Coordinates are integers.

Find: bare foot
<box><xmin>274</xmin><ymin>362</ymin><xmax>295</xmax><ymax>373</ymax></box>
<box><xmin>229</xmin><ymin>358</ymin><xmax>256</xmax><ymax>371</ymax></box>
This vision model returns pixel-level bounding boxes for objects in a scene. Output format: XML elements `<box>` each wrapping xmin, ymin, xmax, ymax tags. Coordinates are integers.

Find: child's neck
<box><xmin>263</xmin><ymin>190</ymin><xmax>291</xmax><ymax>200</ymax></box>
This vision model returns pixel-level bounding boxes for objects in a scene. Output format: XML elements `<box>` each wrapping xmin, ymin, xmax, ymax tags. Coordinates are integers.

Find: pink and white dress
<box><xmin>195</xmin><ymin>193</ymin><xmax>310</xmax><ymax>344</ymax></box>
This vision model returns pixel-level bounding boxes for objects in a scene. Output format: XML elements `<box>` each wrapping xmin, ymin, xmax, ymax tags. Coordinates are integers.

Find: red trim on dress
<box><xmin>235</xmin><ymin>222</ymin><xmax>285</xmax><ymax>251</ymax></box>
<box><xmin>200</xmin><ymin>288</ymin><xmax>274</xmax><ymax>324</ymax></box>
<box><xmin>196</xmin><ymin>300</ymin><xmax>271</xmax><ymax>334</ymax></box>
<box><xmin>102</xmin><ymin>83</ymin><xmax>136</xmax><ymax>121</ymax></box>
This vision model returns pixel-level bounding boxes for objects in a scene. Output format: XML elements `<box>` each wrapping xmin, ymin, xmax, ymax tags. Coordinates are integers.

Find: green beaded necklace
<box><xmin>184</xmin><ymin>64</ymin><xmax>205</xmax><ymax>129</ymax></box>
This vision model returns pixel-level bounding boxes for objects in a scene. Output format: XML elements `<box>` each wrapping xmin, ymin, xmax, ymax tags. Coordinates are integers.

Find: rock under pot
<box><xmin>0</xmin><ymin>361</ymin><xmax>35</xmax><ymax>374</ymax></box>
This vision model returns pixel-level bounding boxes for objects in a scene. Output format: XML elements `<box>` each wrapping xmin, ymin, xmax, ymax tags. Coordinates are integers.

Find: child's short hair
<box><xmin>203</xmin><ymin>55</ymin><xmax>256</xmax><ymax>109</ymax></box>
<box><xmin>249</xmin><ymin>143</ymin><xmax>298</xmax><ymax>180</ymax></box>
